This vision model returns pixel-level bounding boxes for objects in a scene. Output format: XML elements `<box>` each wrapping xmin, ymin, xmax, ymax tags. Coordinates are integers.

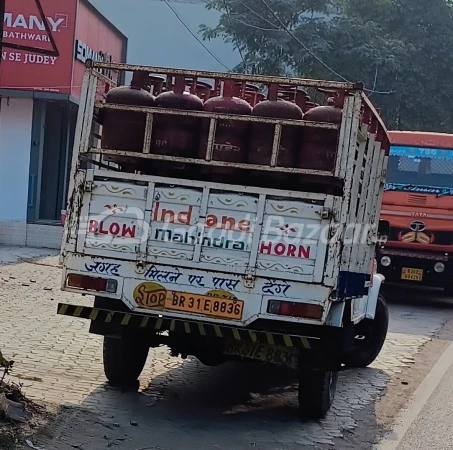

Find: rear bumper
<box><xmin>61</xmin><ymin>254</ymin><xmax>331</xmax><ymax>328</ymax></box>
<box><xmin>57</xmin><ymin>303</ymin><xmax>347</xmax><ymax>369</ymax></box>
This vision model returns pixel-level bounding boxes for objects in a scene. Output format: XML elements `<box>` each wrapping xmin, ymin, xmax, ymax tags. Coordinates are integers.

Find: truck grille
<box><xmin>407</xmin><ymin>194</ymin><xmax>427</xmax><ymax>205</ymax></box>
<box><xmin>389</xmin><ymin>227</ymin><xmax>453</xmax><ymax>245</ymax></box>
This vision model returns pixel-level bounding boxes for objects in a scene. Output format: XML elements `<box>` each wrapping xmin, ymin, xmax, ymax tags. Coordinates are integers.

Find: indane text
<box><xmin>87</xmin><ymin>202</ymin><xmax>312</xmax><ymax>260</ymax></box>
<box><xmin>152</xmin><ymin>202</ymin><xmax>311</xmax><ymax>259</ymax></box>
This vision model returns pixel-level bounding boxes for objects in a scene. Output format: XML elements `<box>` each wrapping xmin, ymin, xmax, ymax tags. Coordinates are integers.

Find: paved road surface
<box><xmin>1</xmin><ymin>246</ymin><xmax>453</xmax><ymax>449</ymax></box>
<box><xmin>396</xmin><ymin>355</ymin><xmax>453</xmax><ymax>450</ymax></box>
<box><xmin>376</xmin><ymin>322</ymin><xmax>453</xmax><ymax>450</ymax></box>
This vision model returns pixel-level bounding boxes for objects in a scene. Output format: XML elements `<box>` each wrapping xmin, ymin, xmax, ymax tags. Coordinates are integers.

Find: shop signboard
<box><xmin>1</xmin><ymin>0</ymin><xmax>76</xmax><ymax>93</ymax></box>
<box><xmin>0</xmin><ymin>0</ymin><xmax>126</xmax><ymax>97</ymax></box>
<box><xmin>71</xmin><ymin>0</ymin><xmax>126</xmax><ymax>99</ymax></box>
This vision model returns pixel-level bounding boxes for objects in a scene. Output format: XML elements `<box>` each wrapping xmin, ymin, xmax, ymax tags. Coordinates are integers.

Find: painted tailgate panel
<box><xmin>79</xmin><ymin>180</ymin><xmax>327</xmax><ymax>282</ymax></box>
<box><xmin>200</xmin><ymin>192</ymin><xmax>258</xmax><ymax>267</ymax></box>
<box><xmin>149</xmin><ymin>187</ymin><xmax>201</xmax><ymax>261</ymax></box>
<box><xmin>81</xmin><ymin>181</ymin><xmax>147</xmax><ymax>255</ymax></box>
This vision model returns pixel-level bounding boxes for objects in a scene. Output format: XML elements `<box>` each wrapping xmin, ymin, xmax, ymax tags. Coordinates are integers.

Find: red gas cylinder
<box><xmin>298</xmin><ymin>94</ymin><xmax>342</xmax><ymax>172</ymax></box>
<box><xmin>248</xmin><ymin>83</ymin><xmax>303</xmax><ymax>168</ymax></box>
<box><xmin>244</xmin><ymin>83</ymin><xmax>260</xmax><ymax>107</ymax></box>
<box><xmin>294</xmin><ymin>88</ymin><xmax>308</xmax><ymax>111</ymax></box>
<box><xmin>100</xmin><ymin>71</ymin><xmax>156</xmax><ymax>170</ymax></box>
<box><xmin>151</xmin><ymin>75</ymin><xmax>203</xmax><ymax>157</ymax></box>
<box><xmin>199</xmin><ymin>79</ymin><xmax>252</xmax><ymax>174</ymax></box>
<box><xmin>147</xmin><ymin>75</ymin><xmax>165</xmax><ymax>96</ymax></box>
<box><xmin>256</xmin><ymin>93</ymin><xmax>266</xmax><ymax>104</ymax></box>
<box><xmin>304</xmin><ymin>101</ymin><xmax>316</xmax><ymax>113</ymax></box>
<box><xmin>194</xmin><ymin>81</ymin><xmax>213</xmax><ymax>101</ymax></box>
<box><xmin>208</xmin><ymin>79</ymin><xmax>221</xmax><ymax>99</ymax></box>
<box><xmin>184</xmin><ymin>78</ymin><xmax>212</xmax><ymax>101</ymax></box>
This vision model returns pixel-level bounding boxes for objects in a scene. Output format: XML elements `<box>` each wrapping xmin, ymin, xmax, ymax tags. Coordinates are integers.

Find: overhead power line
<box><xmin>257</xmin><ymin>0</ymin><xmax>353</xmax><ymax>82</ymax></box>
<box><xmin>162</xmin><ymin>0</ymin><xmax>231</xmax><ymax>71</ymax></box>
<box><xmin>221</xmin><ymin>0</ymin><xmax>247</xmax><ymax>71</ymax></box>
<box><xmin>228</xmin><ymin>15</ymin><xmax>284</xmax><ymax>32</ymax></box>
<box><xmin>235</xmin><ymin>0</ymin><xmax>281</xmax><ymax>30</ymax></box>
<box><xmin>252</xmin><ymin>0</ymin><xmax>396</xmax><ymax>95</ymax></box>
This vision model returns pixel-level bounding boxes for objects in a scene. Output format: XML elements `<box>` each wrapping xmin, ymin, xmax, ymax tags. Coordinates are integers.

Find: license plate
<box><xmin>223</xmin><ymin>340</ymin><xmax>299</xmax><ymax>369</ymax></box>
<box><xmin>401</xmin><ymin>267</ymin><xmax>423</xmax><ymax>281</ymax></box>
<box><xmin>166</xmin><ymin>291</ymin><xmax>244</xmax><ymax>320</ymax></box>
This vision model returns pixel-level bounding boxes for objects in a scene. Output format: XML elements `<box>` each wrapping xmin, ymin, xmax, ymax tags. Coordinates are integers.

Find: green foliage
<box><xmin>201</xmin><ymin>0</ymin><xmax>453</xmax><ymax>132</ymax></box>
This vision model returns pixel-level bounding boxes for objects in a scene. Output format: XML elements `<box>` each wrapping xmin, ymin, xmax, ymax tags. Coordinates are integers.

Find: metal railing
<box><xmin>75</xmin><ymin>61</ymin><xmax>389</xmax><ymax>181</ymax></box>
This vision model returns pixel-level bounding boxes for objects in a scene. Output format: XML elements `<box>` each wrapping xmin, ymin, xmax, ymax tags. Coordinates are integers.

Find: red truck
<box><xmin>377</xmin><ymin>131</ymin><xmax>453</xmax><ymax>293</ymax></box>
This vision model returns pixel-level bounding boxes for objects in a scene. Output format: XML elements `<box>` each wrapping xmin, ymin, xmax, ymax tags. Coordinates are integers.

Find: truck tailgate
<box><xmin>74</xmin><ymin>172</ymin><xmax>333</xmax><ymax>285</ymax></box>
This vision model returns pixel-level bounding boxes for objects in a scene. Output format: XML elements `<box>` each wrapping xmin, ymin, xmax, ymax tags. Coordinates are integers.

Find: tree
<box><xmin>201</xmin><ymin>0</ymin><xmax>453</xmax><ymax>132</ymax></box>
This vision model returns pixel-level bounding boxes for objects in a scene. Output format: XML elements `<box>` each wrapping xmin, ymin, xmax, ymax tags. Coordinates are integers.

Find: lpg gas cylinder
<box><xmin>100</xmin><ymin>72</ymin><xmax>157</xmax><ymax>170</ymax></box>
<box><xmin>244</xmin><ymin>83</ymin><xmax>260</xmax><ymax>107</ymax></box>
<box><xmin>147</xmin><ymin>75</ymin><xmax>165</xmax><ymax>96</ymax></box>
<box><xmin>304</xmin><ymin>101</ymin><xmax>316</xmax><ymax>112</ymax></box>
<box><xmin>151</xmin><ymin>75</ymin><xmax>203</xmax><ymax>157</ymax></box>
<box><xmin>256</xmin><ymin>92</ymin><xmax>266</xmax><ymax>104</ymax></box>
<box><xmin>184</xmin><ymin>78</ymin><xmax>212</xmax><ymax>101</ymax></box>
<box><xmin>298</xmin><ymin>95</ymin><xmax>342</xmax><ymax>172</ymax></box>
<box><xmin>199</xmin><ymin>79</ymin><xmax>252</xmax><ymax>175</ymax></box>
<box><xmin>248</xmin><ymin>83</ymin><xmax>303</xmax><ymax>168</ymax></box>
<box><xmin>294</xmin><ymin>88</ymin><xmax>308</xmax><ymax>111</ymax></box>
<box><xmin>194</xmin><ymin>81</ymin><xmax>213</xmax><ymax>101</ymax></box>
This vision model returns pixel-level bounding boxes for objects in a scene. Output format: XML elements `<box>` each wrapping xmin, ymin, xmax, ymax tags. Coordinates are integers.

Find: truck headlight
<box><xmin>434</xmin><ymin>262</ymin><xmax>445</xmax><ymax>273</ymax></box>
<box><xmin>380</xmin><ymin>256</ymin><xmax>391</xmax><ymax>267</ymax></box>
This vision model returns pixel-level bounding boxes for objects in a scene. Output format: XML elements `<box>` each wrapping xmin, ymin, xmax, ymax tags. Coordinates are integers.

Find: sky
<box><xmin>90</xmin><ymin>0</ymin><xmax>241</xmax><ymax>71</ymax></box>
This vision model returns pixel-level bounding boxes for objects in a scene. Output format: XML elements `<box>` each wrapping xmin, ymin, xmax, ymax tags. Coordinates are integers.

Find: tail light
<box><xmin>66</xmin><ymin>274</ymin><xmax>117</xmax><ymax>293</ymax></box>
<box><xmin>267</xmin><ymin>300</ymin><xmax>323</xmax><ymax>320</ymax></box>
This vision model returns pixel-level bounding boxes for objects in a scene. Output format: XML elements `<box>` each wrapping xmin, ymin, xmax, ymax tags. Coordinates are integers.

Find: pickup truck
<box><xmin>58</xmin><ymin>60</ymin><xmax>390</xmax><ymax>419</ymax></box>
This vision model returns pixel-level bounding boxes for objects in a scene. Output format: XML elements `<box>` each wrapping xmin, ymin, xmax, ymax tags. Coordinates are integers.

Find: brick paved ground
<box><xmin>0</xmin><ymin>245</ymin><xmax>451</xmax><ymax>450</ymax></box>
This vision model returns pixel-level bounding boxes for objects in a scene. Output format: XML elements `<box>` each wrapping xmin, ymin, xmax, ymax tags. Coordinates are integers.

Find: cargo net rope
<box><xmin>77</xmin><ymin>61</ymin><xmax>390</xmax><ymax>195</ymax></box>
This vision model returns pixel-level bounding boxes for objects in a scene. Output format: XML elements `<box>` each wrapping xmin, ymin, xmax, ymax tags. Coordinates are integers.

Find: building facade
<box><xmin>0</xmin><ymin>0</ymin><xmax>127</xmax><ymax>248</ymax></box>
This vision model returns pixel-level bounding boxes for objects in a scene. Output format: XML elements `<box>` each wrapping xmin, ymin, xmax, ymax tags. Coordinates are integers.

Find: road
<box><xmin>392</xmin><ymin>347</ymin><xmax>453</xmax><ymax>450</ymax></box>
<box><xmin>1</xmin><ymin>246</ymin><xmax>453</xmax><ymax>449</ymax></box>
<box><xmin>376</xmin><ymin>296</ymin><xmax>453</xmax><ymax>450</ymax></box>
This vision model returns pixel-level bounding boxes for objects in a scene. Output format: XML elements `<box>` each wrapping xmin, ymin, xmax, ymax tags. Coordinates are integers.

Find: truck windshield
<box><xmin>386</xmin><ymin>145</ymin><xmax>453</xmax><ymax>194</ymax></box>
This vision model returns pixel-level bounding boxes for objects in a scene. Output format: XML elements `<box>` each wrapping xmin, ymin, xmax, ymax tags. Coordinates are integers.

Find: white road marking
<box><xmin>375</xmin><ymin>341</ymin><xmax>453</xmax><ymax>450</ymax></box>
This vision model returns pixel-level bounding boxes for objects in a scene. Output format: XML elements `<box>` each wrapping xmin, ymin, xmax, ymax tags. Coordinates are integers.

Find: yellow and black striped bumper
<box><xmin>57</xmin><ymin>303</ymin><xmax>317</xmax><ymax>350</ymax></box>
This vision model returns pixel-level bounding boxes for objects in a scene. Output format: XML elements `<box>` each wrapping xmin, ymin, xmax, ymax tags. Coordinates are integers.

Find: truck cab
<box><xmin>377</xmin><ymin>131</ymin><xmax>453</xmax><ymax>293</ymax></box>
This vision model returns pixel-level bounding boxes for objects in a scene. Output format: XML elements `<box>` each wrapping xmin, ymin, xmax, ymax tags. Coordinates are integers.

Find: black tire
<box><xmin>444</xmin><ymin>284</ymin><xmax>453</xmax><ymax>297</ymax></box>
<box><xmin>344</xmin><ymin>294</ymin><xmax>389</xmax><ymax>368</ymax></box>
<box><xmin>103</xmin><ymin>335</ymin><xmax>149</xmax><ymax>385</ymax></box>
<box><xmin>298</xmin><ymin>370</ymin><xmax>338</xmax><ymax>419</ymax></box>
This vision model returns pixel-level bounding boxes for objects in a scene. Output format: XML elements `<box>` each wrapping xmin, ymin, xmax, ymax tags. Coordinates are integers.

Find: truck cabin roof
<box><xmin>389</xmin><ymin>131</ymin><xmax>453</xmax><ymax>150</ymax></box>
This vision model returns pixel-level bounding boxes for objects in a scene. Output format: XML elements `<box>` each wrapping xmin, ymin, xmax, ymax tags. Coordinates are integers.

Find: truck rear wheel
<box><xmin>298</xmin><ymin>370</ymin><xmax>338</xmax><ymax>419</ymax></box>
<box><xmin>103</xmin><ymin>335</ymin><xmax>149</xmax><ymax>385</ymax></box>
<box><xmin>344</xmin><ymin>294</ymin><xmax>389</xmax><ymax>368</ymax></box>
